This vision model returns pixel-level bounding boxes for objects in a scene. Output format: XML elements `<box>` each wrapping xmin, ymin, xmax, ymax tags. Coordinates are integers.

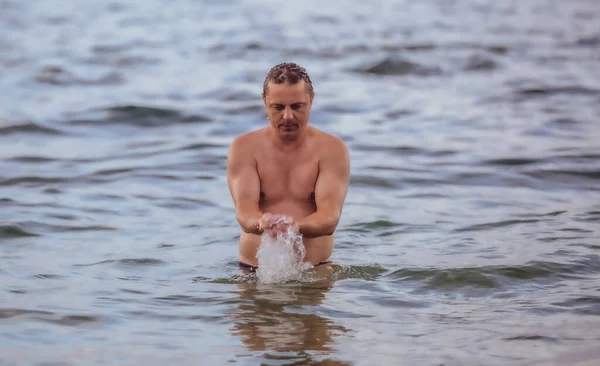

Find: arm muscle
<box><xmin>227</xmin><ymin>136</ymin><xmax>262</xmax><ymax>234</ymax></box>
<box><xmin>298</xmin><ymin>137</ymin><xmax>350</xmax><ymax>238</ymax></box>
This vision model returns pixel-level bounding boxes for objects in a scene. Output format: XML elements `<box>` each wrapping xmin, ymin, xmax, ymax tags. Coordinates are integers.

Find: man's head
<box><xmin>262</xmin><ymin>62</ymin><xmax>315</xmax><ymax>140</ymax></box>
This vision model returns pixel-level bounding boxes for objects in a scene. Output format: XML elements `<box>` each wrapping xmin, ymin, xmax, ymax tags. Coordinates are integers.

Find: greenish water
<box><xmin>1</xmin><ymin>0</ymin><xmax>600</xmax><ymax>365</ymax></box>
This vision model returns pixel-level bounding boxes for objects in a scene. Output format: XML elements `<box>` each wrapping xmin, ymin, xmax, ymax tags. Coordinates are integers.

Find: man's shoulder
<box><xmin>229</xmin><ymin>128</ymin><xmax>266</xmax><ymax>151</ymax></box>
<box><xmin>311</xmin><ymin>127</ymin><xmax>349</xmax><ymax>155</ymax></box>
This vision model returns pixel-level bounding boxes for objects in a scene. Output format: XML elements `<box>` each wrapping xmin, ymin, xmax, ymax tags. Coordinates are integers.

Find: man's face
<box><xmin>263</xmin><ymin>80</ymin><xmax>314</xmax><ymax>139</ymax></box>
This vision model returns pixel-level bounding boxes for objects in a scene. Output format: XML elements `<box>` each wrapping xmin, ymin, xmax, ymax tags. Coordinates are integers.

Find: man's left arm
<box><xmin>297</xmin><ymin>138</ymin><xmax>350</xmax><ymax>238</ymax></box>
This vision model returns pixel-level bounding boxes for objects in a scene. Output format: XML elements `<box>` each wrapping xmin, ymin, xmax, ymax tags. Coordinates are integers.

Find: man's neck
<box><xmin>268</xmin><ymin>127</ymin><xmax>308</xmax><ymax>152</ymax></box>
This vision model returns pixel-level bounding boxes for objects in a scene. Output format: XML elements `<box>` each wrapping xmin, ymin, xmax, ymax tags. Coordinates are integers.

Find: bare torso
<box><xmin>238</xmin><ymin>127</ymin><xmax>333</xmax><ymax>266</ymax></box>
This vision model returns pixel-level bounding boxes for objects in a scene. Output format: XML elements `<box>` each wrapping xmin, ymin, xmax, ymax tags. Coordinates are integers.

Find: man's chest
<box><xmin>256</xmin><ymin>151</ymin><xmax>319</xmax><ymax>202</ymax></box>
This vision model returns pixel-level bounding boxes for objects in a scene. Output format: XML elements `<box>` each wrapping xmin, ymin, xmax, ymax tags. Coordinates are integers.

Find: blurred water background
<box><xmin>1</xmin><ymin>0</ymin><xmax>600</xmax><ymax>365</ymax></box>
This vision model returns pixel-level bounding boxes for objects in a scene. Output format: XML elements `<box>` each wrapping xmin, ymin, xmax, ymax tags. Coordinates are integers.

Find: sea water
<box><xmin>3</xmin><ymin>0</ymin><xmax>600</xmax><ymax>364</ymax></box>
<box><xmin>255</xmin><ymin>227</ymin><xmax>314</xmax><ymax>284</ymax></box>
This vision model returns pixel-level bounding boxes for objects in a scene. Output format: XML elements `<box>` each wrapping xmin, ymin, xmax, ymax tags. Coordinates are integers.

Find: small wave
<box><xmin>353</xmin><ymin>143</ymin><xmax>421</xmax><ymax>154</ymax></box>
<box><xmin>353</xmin><ymin>143</ymin><xmax>457</xmax><ymax>157</ymax></box>
<box><xmin>576</xmin><ymin>36</ymin><xmax>600</xmax><ymax>46</ymax></box>
<box><xmin>463</xmin><ymin>54</ymin><xmax>499</xmax><ymax>71</ymax></box>
<box><xmin>367</xmin><ymin>294</ymin><xmax>430</xmax><ymax>309</ymax></box>
<box><xmin>566</xmin><ymin>243</ymin><xmax>599</xmax><ymax>250</ymax></box>
<box><xmin>355</xmin><ymin>220</ymin><xmax>404</xmax><ymax>230</ymax></box>
<box><xmin>349</xmin><ymin>175</ymin><xmax>398</xmax><ymax>188</ymax></box>
<box><xmin>91</xmin><ymin>167</ymin><xmax>137</xmax><ymax>177</ymax></box>
<box><xmin>0</xmin><ymin>224</ymin><xmax>40</xmax><ymax>239</ymax></box>
<box><xmin>126</xmin><ymin>310</ymin><xmax>223</xmax><ymax>322</ymax></box>
<box><xmin>455</xmin><ymin>219</ymin><xmax>539</xmax><ymax>232</ymax></box>
<box><xmin>179</xmin><ymin>142</ymin><xmax>225</xmax><ymax>151</ymax></box>
<box><xmin>31</xmin><ymin>274</ymin><xmax>63</xmax><ymax>280</ymax></box>
<box><xmin>517</xmin><ymin>86</ymin><xmax>599</xmax><ymax>98</ymax></box>
<box><xmin>387</xmin><ymin>260</ymin><xmax>598</xmax><ymax>290</ymax></box>
<box><xmin>331</xmin><ymin>265</ymin><xmax>389</xmax><ymax>281</ymax></box>
<box><xmin>6</xmin><ymin>156</ymin><xmax>58</xmax><ymax>163</ymax></box>
<box><xmin>385</xmin><ymin>109</ymin><xmax>415</xmax><ymax>119</ymax></box>
<box><xmin>207</xmin><ymin>88</ymin><xmax>257</xmax><ymax>102</ymax></box>
<box><xmin>157</xmin><ymin>243</ymin><xmax>175</xmax><ymax>249</ymax></box>
<box><xmin>553</xmin><ymin>296</ymin><xmax>600</xmax><ymax>315</ymax></box>
<box><xmin>452</xmin><ymin>42</ymin><xmax>510</xmax><ymax>55</ymax></box>
<box><xmin>404</xmin><ymin>192</ymin><xmax>447</xmax><ymax>199</ymax></box>
<box><xmin>152</xmin><ymin>295</ymin><xmax>224</xmax><ymax>305</ymax></box>
<box><xmin>0</xmin><ymin>308</ymin><xmax>52</xmax><ymax>319</ymax></box>
<box><xmin>505</xmin><ymin>335</ymin><xmax>560</xmax><ymax>342</ymax></box>
<box><xmin>399</xmin><ymin>177</ymin><xmax>448</xmax><ymax>187</ymax></box>
<box><xmin>91</xmin><ymin>42</ymin><xmax>149</xmax><ymax>56</ymax></box>
<box><xmin>120</xmin><ymin>288</ymin><xmax>150</xmax><ymax>295</ymax></box>
<box><xmin>221</xmin><ymin>103</ymin><xmax>264</xmax><ymax>116</ymax></box>
<box><xmin>319</xmin><ymin>104</ymin><xmax>373</xmax><ymax>114</ymax></box>
<box><xmin>318</xmin><ymin>307</ymin><xmax>375</xmax><ymax>319</ymax></box>
<box><xmin>483</xmin><ymin>158</ymin><xmax>544</xmax><ymax>166</ymax></box>
<box><xmin>536</xmin><ymin>210</ymin><xmax>568</xmax><ymax>217</ymax></box>
<box><xmin>552</xmin><ymin>153</ymin><xmax>599</xmax><ymax>163</ymax></box>
<box><xmin>2</xmin><ymin>221</ymin><xmax>116</xmax><ymax>236</ymax></box>
<box><xmin>54</xmin><ymin>225</ymin><xmax>117</xmax><ymax>233</ymax></box>
<box><xmin>0</xmin><ymin>176</ymin><xmax>67</xmax><ymax>187</ymax></box>
<box><xmin>49</xmin><ymin>315</ymin><xmax>101</xmax><ymax>326</ymax></box>
<box><xmin>370</xmin><ymin>41</ymin><xmax>509</xmax><ymax>55</ymax></box>
<box><xmin>0</xmin><ymin>122</ymin><xmax>63</xmax><ymax>136</ymax></box>
<box><xmin>0</xmin><ymin>200</ymin><xmax>64</xmax><ymax>210</ymax></box>
<box><xmin>34</xmin><ymin>65</ymin><xmax>124</xmax><ymax>86</ymax></box>
<box><xmin>389</xmin><ymin>267</ymin><xmax>498</xmax><ymax>289</ymax></box>
<box><xmin>0</xmin><ymin>307</ymin><xmax>102</xmax><ymax>326</ymax></box>
<box><xmin>546</xmin><ymin>117</ymin><xmax>583</xmax><ymax>127</ymax></box>
<box><xmin>354</xmin><ymin>57</ymin><xmax>443</xmax><ymax>76</ymax></box>
<box><xmin>68</xmin><ymin>105</ymin><xmax>212</xmax><ymax>128</ymax></box>
<box><xmin>153</xmin><ymin>197</ymin><xmax>216</xmax><ymax>210</ymax></box>
<box><xmin>74</xmin><ymin>258</ymin><xmax>166</xmax><ymax>267</ymax></box>
<box><xmin>207</xmin><ymin>41</ymin><xmax>271</xmax><ymax>56</ymax></box>
<box><xmin>382</xmin><ymin>43</ymin><xmax>437</xmax><ymax>52</ymax></box>
<box><xmin>560</xmin><ymin>227</ymin><xmax>594</xmax><ymax>233</ymax></box>
<box><xmin>578</xmin><ymin>211</ymin><xmax>600</xmax><ymax>223</ymax></box>
<box><xmin>367</xmin><ymin>165</ymin><xmax>427</xmax><ymax>174</ymax></box>
<box><xmin>132</xmin><ymin>173</ymin><xmax>182</xmax><ymax>181</ymax></box>
<box><xmin>448</xmin><ymin>171</ymin><xmax>539</xmax><ymax>188</ymax></box>
<box><xmin>523</xmin><ymin>169</ymin><xmax>600</xmax><ymax>184</ymax></box>
<box><xmin>196</xmin><ymin>275</ymin><xmax>251</xmax><ymax>285</ymax></box>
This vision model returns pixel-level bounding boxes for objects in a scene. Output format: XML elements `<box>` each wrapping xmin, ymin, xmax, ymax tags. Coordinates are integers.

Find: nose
<box><xmin>283</xmin><ymin>106</ymin><xmax>293</xmax><ymax>120</ymax></box>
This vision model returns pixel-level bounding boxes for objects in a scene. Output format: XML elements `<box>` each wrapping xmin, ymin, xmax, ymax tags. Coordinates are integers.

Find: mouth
<box><xmin>278</xmin><ymin>124</ymin><xmax>299</xmax><ymax>131</ymax></box>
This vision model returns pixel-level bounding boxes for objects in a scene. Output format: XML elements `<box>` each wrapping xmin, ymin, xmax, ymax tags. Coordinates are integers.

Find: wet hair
<box><xmin>262</xmin><ymin>62</ymin><xmax>314</xmax><ymax>97</ymax></box>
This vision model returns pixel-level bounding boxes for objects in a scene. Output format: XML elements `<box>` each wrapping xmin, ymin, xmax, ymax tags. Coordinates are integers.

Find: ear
<box><xmin>309</xmin><ymin>91</ymin><xmax>315</xmax><ymax>104</ymax></box>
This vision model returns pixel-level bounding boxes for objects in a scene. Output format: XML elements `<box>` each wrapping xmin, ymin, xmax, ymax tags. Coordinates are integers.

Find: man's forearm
<box><xmin>298</xmin><ymin>211</ymin><xmax>339</xmax><ymax>238</ymax></box>
<box><xmin>236</xmin><ymin>209</ymin><xmax>263</xmax><ymax>235</ymax></box>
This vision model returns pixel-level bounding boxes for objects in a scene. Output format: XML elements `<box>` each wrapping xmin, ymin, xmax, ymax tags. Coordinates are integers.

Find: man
<box><xmin>227</xmin><ymin>62</ymin><xmax>350</xmax><ymax>272</ymax></box>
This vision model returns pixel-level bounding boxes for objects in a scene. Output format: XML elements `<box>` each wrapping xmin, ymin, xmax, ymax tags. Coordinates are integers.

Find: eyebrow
<box><xmin>270</xmin><ymin>102</ymin><xmax>305</xmax><ymax>107</ymax></box>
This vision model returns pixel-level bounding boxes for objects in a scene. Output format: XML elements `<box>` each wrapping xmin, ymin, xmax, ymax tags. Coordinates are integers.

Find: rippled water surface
<box><xmin>2</xmin><ymin>0</ymin><xmax>600</xmax><ymax>365</ymax></box>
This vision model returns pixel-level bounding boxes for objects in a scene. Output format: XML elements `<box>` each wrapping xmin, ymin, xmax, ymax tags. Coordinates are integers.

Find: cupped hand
<box><xmin>257</xmin><ymin>212</ymin><xmax>274</xmax><ymax>232</ymax></box>
<box><xmin>258</xmin><ymin>213</ymin><xmax>298</xmax><ymax>236</ymax></box>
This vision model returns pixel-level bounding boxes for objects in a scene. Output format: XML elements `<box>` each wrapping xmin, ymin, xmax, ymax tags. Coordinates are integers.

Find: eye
<box><xmin>274</xmin><ymin>105</ymin><xmax>284</xmax><ymax>111</ymax></box>
<box><xmin>292</xmin><ymin>104</ymin><xmax>302</xmax><ymax>110</ymax></box>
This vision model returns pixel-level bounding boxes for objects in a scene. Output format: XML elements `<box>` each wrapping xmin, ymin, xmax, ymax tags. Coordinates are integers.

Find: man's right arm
<box><xmin>226</xmin><ymin>136</ymin><xmax>263</xmax><ymax>235</ymax></box>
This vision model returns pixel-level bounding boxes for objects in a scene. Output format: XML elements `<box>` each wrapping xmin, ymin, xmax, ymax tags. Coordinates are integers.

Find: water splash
<box><xmin>256</xmin><ymin>226</ymin><xmax>313</xmax><ymax>284</ymax></box>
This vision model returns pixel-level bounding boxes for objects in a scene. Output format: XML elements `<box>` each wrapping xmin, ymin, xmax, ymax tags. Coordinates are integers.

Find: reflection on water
<box><xmin>230</xmin><ymin>269</ymin><xmax>352</xmax><ymax>365</ymax></box>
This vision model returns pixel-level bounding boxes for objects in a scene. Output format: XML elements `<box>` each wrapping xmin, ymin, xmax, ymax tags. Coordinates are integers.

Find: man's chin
<box><xmin>278</xmin><ymin>124</ymin><xmax>300</xmax><ymax>131</ymax></box>
<box><xmin>277</xmin><ymin>127</ymin><xmax>301</xmax><ymax>138</ymax></box>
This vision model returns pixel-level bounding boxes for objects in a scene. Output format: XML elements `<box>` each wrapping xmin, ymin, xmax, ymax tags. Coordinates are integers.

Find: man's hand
<box><xmin>258</xmin><ymin>213</ymin><xmax>299</xmax><ymax>237</ymax></box>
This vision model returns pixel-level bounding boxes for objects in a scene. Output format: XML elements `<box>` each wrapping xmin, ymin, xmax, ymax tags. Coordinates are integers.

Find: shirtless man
<box><xmin>226</xmin><ymin>62</ymin><xmax>350</xmax><ymax>272</ymax></box>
